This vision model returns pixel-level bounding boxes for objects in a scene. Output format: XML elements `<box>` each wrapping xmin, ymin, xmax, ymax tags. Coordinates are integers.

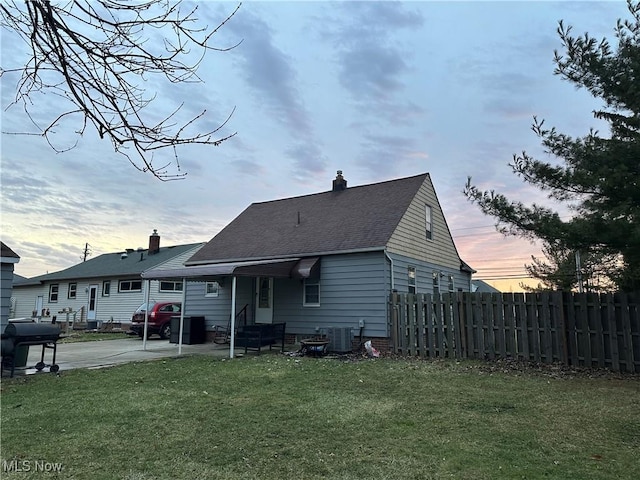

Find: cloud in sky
<box><xmin>0</xmin><ymin>1</ymin><xmax>627</xmax><ymax>289</ymax></box>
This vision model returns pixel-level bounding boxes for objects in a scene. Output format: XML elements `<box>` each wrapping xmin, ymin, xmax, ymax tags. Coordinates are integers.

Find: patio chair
<box><xmin>212</xmin><ymin>304</ymin><xmax>248</xmax><ymax>344</ymax></box>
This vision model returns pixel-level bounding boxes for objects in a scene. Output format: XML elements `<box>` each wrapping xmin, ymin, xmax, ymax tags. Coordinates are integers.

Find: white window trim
<box><xmin>118</xmin><ymin>279</ymin><xmax>142</xmax><ymax>292</ymax></box>
<box><xmin>408</xmin><ymin>266</ymin><xmax>417</xmax><ymax>294</ymax></box>
<box><xmin>425</xmin><ymin>204</ymin><xmax>433</xmax><ymax>240</ymax></box>
<box><xmin>159</xmin><ymin>281</ymin><xmax>183</xmax><ymax>293</ymax></box>
<box><xmin>49</xmin><ymin>284</ymin><xmax>59</xmax><ymax>303</ymax></box>
<box><xmin>102</xmin><ymin>280</ymin><xmax>111</xmax><ymax>297</ymax></box>
<box><xmin>303</xmin><ymin>279</ymin><xmax>320</xmax><ymax>307</ymax></box>
<box><xmin>205</xmin><ymin>281</ymin><xmax>219</xmax><ymax>297</ymax></box>
<box><xmin>433</xmin><ymin>272</ymin><xmax>440</xmax><ymax>295</ymax></box>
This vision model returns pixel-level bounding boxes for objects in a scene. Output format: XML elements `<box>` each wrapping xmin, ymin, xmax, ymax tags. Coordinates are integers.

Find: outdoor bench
<box><xmin>235</xmin><ymin>322</ymin><xmax>286</xmax><ymax>354</ymax></box>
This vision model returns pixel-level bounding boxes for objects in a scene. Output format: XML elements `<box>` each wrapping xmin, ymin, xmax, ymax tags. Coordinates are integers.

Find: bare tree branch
<box><xmin>1</xmin><ymin>0</ymin><xmax>241</xmax><ymax>180</ymax></box>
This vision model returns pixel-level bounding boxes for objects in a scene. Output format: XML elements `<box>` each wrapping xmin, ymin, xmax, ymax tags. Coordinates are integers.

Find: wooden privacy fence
<box><xmin>389</xmin><ymin>291</ymin><xmax>640</xmax><ymax>373</ymax></box>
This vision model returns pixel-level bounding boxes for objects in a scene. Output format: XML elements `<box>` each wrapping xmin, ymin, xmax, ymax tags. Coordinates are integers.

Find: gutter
<box><xmin>184</xmin><ymin>246</ymin><xmax>386</xmax><ymax>267</ymax></box>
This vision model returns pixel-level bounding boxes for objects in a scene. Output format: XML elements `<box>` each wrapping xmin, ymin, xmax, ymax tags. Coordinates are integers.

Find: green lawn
<box><xmin>1</xmin><ymin>354</ymin><xmax>639</xmax><ymax>479</ymax></box>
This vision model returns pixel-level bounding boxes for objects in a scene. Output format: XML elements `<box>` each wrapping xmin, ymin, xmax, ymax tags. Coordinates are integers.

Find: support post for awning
<box><xmin>178</xmin><ymin>277</ymin><xmax>187</xmax><ymax>355</ymax></box>
<box><xmin>142</xmin><ymin>279</ymin><xmax>150</xmax><ymax>350</ymax></box>
<box><xmin>229</xmin><ymin>276</ymin><xmax>237</xmax><ymax>359</ymax></box>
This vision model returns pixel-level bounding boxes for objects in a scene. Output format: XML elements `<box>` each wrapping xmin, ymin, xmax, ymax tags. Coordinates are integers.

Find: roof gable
<box><xmin>387</xmin><ymin>174</ymin><xmax>463</xmax><ymax>269</ymax></box>
<box><xmin>1</xmin><ymin>242</ymin><xmax>20</xmax><ymax>263</ymax></box>
<box><xmin>187</xmin><ymin>174</ymin><xmax>429</xmax><ymax>265</ymax></box>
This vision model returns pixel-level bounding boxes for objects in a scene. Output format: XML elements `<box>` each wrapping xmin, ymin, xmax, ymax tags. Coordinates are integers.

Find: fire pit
<box><xmin>300</xmin><ymin>338</ymin><xmax>330</xmax><ymax>357</ymax></box>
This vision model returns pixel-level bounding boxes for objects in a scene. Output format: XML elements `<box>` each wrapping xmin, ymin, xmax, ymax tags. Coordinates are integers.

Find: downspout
<box><xmin>384</xmin><ymin>249</ymin><xmax>395</xmax><ymax>291</ymax></box>
<box><xmin>178</xmin><ymin>277</ymin><xmax>187</xmax><ymax>355</ymax></box>
<box><xmin>229</xmin><ymin>276</ymin><xmax>237</xmax><ymax>359</ymax></box>
<box><xmin>142</xmin><ymin>279</ymin><xmax>150</xmax><ymax>351</ymax></box>
<box><xmin>384</xmin><ymin>249</ymin><xmax>396</xmax><ymax>345</ymax></box>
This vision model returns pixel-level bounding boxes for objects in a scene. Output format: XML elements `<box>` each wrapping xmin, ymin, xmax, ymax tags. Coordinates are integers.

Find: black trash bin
<box><xmin>170</xmin><ymin>316</ymin><xmax>206</xmax><ymax>345</ymax></box>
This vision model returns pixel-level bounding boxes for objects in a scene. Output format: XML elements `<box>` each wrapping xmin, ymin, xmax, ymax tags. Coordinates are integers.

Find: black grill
<box><xmin>1</xmin><ymin>322</ymin><xmax>62</xmax><ymax>377</ymax></box>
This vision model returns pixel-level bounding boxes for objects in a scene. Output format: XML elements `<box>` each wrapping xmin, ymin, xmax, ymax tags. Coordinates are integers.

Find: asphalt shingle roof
<box><xmin>1</xmin><ymin>242</ymin><xmax>20</xmax><ymax>259</ymax></box>
<box><xmin>20</xmin><ymin>243</ymin><xmax>201</xmax><ymax>285</ymax></box>
<box><xmin>188</xmin><ymin>173</ymin><xmax>429</xmax><ymax>264</ymax></box>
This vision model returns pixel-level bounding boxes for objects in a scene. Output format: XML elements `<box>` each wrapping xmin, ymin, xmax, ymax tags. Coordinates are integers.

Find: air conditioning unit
<box><xmin>327</xmin><ymin>327</ymin><xmax>353</xmax><ymax>353</ymax></box>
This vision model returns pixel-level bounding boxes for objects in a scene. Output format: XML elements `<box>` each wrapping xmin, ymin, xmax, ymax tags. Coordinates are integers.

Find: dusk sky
<box><xmin>0</xmin><ymin>1</ymin><xmax>624</xmax><ymax>291</ymax></box>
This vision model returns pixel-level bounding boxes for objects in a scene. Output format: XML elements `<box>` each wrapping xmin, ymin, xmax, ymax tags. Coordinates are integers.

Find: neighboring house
<box><xmin>143</xmin><ymin>172</ymin><xmax>475</xmax><ymax>347</ymax></box>
<box><xmin>1</xmin><ymin>242</ymin><xmax>20</xmax><ymax>331</ymax></box>
<box><xmin>472</xmin><ymin>280</ymin><xmax>501</xmax><ymax>293</ymax></box>
<box><xmin>11</xmin><ymin>231</ymin><xmax>204</xmax><ymax>327</ymax></box>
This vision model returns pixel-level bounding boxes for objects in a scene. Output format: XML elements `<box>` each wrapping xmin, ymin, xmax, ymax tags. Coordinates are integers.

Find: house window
<box><xmin>448</xmin><ymin>275</ymin><xmax>455</xmax><ymax>292</ymax></box>
<box><xmin>258</xmin><ymin>278</ymin><xmax>271</xmax><ymax>308</ymax></box>
<box><xmin>433</xmin><ymin>272</ymin><xmax>440</xmax><ymax>295</ymax></box>
<box><xmin>205</xmin><ymin>281</ymin><xmax>219</xmax><ymax>297</ymax></box>
<box><xmin>102</xmin><ymin>280</ymin><xmax>111</xmax><ymax>296</ymax></box>
<box><xmin>425</xmin><ymin>205</ymin><xmax>433</xmax><ymax>240</ymax></box>
<box><xmin>68</xmin><ymin>283</ymin><xmax>77</xmax><ymax>299</ymax></box>
<box><xmin>119</xmin><ymin>279</ymin><xmax>142</xmax><ymax>292</ymax></box>
<box><xmin>303</xmin><ymin>279</ymin><xmax>320</xmax><ymax>307</ymax></box>
<box><xmin>49</xmin><ymin>284</ymin><xmax>59</xmax><ymax>302</ymax></box>
<box><xmin>408</xmin><ymin>266</ymin><xmax>417</xmax><ymax>294</ymax></box>
<box><xmin>160</xmin><ymin>281</ymin><xmax>183</xmax><ymax>292</ymax></box>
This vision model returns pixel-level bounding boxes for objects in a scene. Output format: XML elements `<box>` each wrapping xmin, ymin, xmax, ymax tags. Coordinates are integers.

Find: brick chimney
<box><xmin>332</xmin><ymin>170</ymin><xmax>347</xmax><ymax>191</ymax></box>
<box><xmin>148</xmin><ymin>229</ymin><xmax>160</xmax><ymax>254</ymax></box>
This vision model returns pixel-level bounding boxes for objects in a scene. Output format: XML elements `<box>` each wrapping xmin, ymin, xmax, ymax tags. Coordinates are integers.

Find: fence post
<box><xmin>619</xmin><ymin>292</ymin><xmax>636</xmax><ymax>373</ymax></box>
<box><xmin>494</xmin><ymin>293</ymin><xmax>506</xmax><ymax>358</ymax></box>
<box><xmin>605</xmin><ymin>293</ymin><xmax>620</xmax><ymax>371</ymax></box>
<box><xmin>514</xmin><ymin>293</ymin><xmax>528</xmax><ymax>361</ymax></box>
<box><xmin>456</xmin><ymin>292</ymin><xmax>466</xmax><ymax>359</ymax></box>
<box><xmin>593</xmin><ymin>293</ymin><xmax>606</xmax><ymax>368</ymax></box>
<box><xmin>408</xmin><ymin>293</ymin><xmax>417</xmax><ymax>356</ymax></box>
<box><xmin>463</xmin><ymin>292</ymin><xmax>475</xmax><ymax>359</ymax></box>
<box><xmin>482</xmin><ymin>293</ymin><xmax>495</xmax><ymax>360</ymax></box>
<box><xmin>399</xmin><ymin>293</ymin><xmax>409</xmax><ymax>354</ymax></box>
<box><xmin>425</xmin><ymin>293</ymin><xmax>436</xmax><ymax>359</ymax></box>
<box><xmin>539</xmin><ymin>292</ymin><xmax>554</xmax><ymax>363</ymax></box>
<box><xmin>577</xmin><ymin>293</ymin><xmax>592</xmax><ymax>367</ymax></box>
<box><xmin>416</xmin><ymin>294</ymin><xmax>426</xmax><ymax>358</ymax></box>
<box><xmin>527</xmin><ymin>293</ymin><xmax>542</xmax><ymax>363</ymax></box>
<box><xmin>443</xmin><ymin>293</ymin><xmax>454</xmax><ymax>358</ymax></box>
<box><xmin>390</xmin><ymin>292</ymin><xmax>399</xmax><ymax>354</ymax></box>
<box><xmin>502</xmin><ymin>293</ymin><xmax>515</xmax><ymax>358</ymax></box>
<box><xmin>475</xmin><ymin>294</ymin><xmax>485</xmax><ymax>359</ymax></box>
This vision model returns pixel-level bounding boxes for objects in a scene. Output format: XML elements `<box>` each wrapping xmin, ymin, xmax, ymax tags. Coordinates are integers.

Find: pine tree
<box><xmin>465</xmin><ymin>1</ymin><xmax>640</xmax><ymax>291</ymax></box>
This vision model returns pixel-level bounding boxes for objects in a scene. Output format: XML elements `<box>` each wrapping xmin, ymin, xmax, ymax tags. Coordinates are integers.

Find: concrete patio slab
<box><xmin>5</xmin><ymin>338</ymin><xmax>243</xmax><ymax>377</ymax></box>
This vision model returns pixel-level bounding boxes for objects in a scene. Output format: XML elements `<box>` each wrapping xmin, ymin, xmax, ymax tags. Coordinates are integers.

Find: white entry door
<box><xmin>35</xmin><ymin>296</ymin><xmax>43</xmax><ymax>318</ymax></box>
<box><xmin>255</xmin><ymin>277</ymin><xmax>273</xmax><ymax>324</ymax></box>
<box><xmin>87</xmin><ymin>285</ymin><xmax>98</xmax><ymax>320</ymax></box>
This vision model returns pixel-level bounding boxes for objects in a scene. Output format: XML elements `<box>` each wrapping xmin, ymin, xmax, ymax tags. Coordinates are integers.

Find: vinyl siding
<box><xmin>181</xmin><ymin>252</ymin><xmax>390</xmax><ymax>338</ymax></box>
<box><xmin>11</xmin><ymin>278</ymin><xmax>184</xmax><ymax>323</ymax></box>
<box><xmin>1</xmin><ymin>264</ymin><xmax>14</xmax><ymax>329</ymax></box>
<box><xmin>390</xmin><ymin>253</ymin><xmax>472</xmax><ymax>294</ymax></box>
<box><xmin>183</xmin><ymin>277</ymin><xmax>254</xmax><ymax>331</ymax></box>
<box><xmin>274</xmin><ymin>252</ymin><xmax>389</xmax><ymax>337</ymax></box>
<box><xmin>387</xmin><ymin>175</ymin><xmax>461</xmax><ymax>269</ymax></box>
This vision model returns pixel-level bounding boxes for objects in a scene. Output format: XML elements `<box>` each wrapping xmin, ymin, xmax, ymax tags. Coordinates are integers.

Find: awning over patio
<box><xmin>141</xmin><ymin>257</ymin><xmax>320</xmax><ymax>281</ymax></box>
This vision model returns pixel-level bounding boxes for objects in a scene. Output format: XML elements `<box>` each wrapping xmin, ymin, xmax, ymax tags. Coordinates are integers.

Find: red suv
<box><xmin>130</xmin><ymin>301</ymin><xmax>181</xmax><ymax>339</ymax></box>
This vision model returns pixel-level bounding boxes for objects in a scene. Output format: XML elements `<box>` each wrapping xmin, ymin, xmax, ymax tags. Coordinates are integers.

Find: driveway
<box><xmin>9</xmin><ymin>338</ymin><xmax>238</xmax><ymax>376</ymax></box>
